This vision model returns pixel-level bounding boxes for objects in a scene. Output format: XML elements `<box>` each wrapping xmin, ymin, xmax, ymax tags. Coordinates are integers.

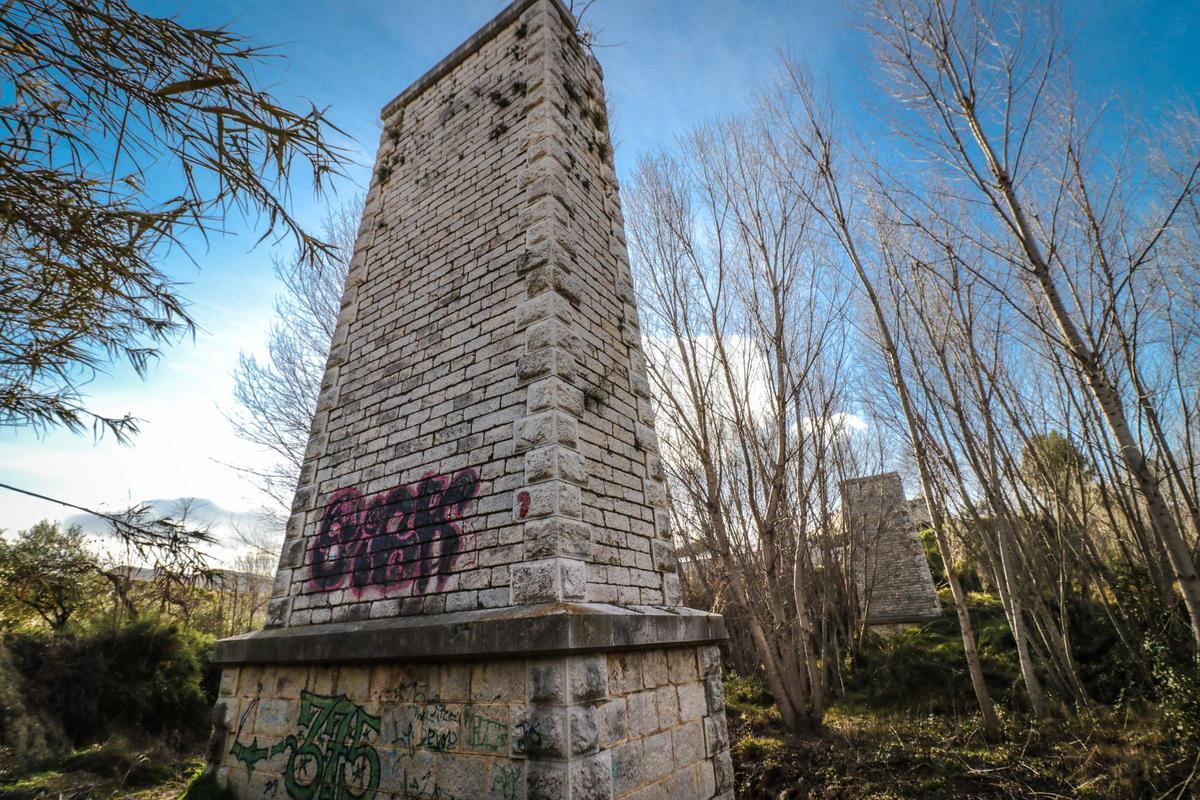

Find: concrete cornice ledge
<box><xmin>213</xmin><ymin>603</ymin><xmax>727</xmax><ymax>666</ymax></box>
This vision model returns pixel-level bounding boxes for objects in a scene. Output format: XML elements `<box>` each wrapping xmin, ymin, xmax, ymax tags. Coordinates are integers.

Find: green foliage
<box><xmin>726</xmin><ymin>666</ymin><xmax>1194</xmax><ymax>799</ymax></box>
<box><xmin>0</xmin><ymin>639</ymin><xmax>70</xmax><ymax>775</ymax></box>
<box><xmin>6</xmin><ymin>620</ymin><xmax>216</xmax><ymax>747</ymax></box>
<box><xmin>1020</xmin><ymin>431</ymin><xmax>1091</xmax><ymax>500</ymax></box>
<box><xmin>0</xmin><ymin>521</ymin><xmax>103</xmax><ymax>632</ymax></box>
<box><xmin>722</xmin><ymin>672</ymin><xmax>782</xmax><ymax>730</ymax></box>
<box><xmin>1147</xmin><ymin>637</ymin><xmax>1200</xmax><ymax>744</ymax></box>
<box><xmin>919</xmin><ymin>527</ymin><xmax>944</xmax><ymax>584</ymax></box>
<box><xmin>0</xmin><ymin>0</ymin><xmax>346</xmax><ymax>440</ymax></box>
<box><xmin>1</xmin><ymin>740</ymin><xmax>199</xmax><ymax>797</ymax></box>
<box><xmin>842</xmin><ymin>593</ymin><xmax>1021</xmax><ymax>713</ymax></box>
<box><xmin>180</xmin><ymin>766</ymin><xmax>236</xmax><ymax>800</ymax></box>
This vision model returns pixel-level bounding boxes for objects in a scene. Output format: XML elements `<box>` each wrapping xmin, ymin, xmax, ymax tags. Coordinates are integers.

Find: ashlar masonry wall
<box><xmin>265</xmin><ymin>0</ymin><xmax>678</xmax><ymax>633</ymax></box>
<box><xmin>840</xmin><ymin>472</ymin><xmax>941</xmax><ymax>625</ymax></box>
<box><xmin>212</xmin><ymin>644</ymin><xmax>734</xmax><ymax>800</ymax></box>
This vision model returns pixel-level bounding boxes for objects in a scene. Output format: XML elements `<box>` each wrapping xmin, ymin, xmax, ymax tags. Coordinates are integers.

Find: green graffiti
<box><xmin>231</xmin><ymin>736</ymin><xmax>271</xmax><ymax>775</ymax></box>
<box><xmin>464</xmin><ymin>709</ymin><xmax>508</xmax><ymax>751</ymax></box>
<box><xmin>489</xmin><ymin>764</ymin><xmax>520</xmax><ymax>800</ymax></box>
<box><xmin>270</xmin><ymin>691</ymin><xmax>382</xmax><ymax>800</ymax></box>
<box><xmin>230</xmin><ymin>697</ymin><xmax>271</xmax><ymax>777</ymax></box>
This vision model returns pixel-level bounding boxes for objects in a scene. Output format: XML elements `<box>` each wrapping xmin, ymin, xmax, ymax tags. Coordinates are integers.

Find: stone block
<box><xmin>561</xmin><ymin>558</ymin><xmax>586</xmax><ymax>599</ymax></box>
<box><xmin>626</xmin><ymin>690</ymin><xmax>658</xmax><ymax>738</ymax></box>
<box><xmin>462</xmin><ymin>704</ymin><xmax>514</xmax><ymax>755</ymax></box>
<box><xmin>608</xmin><ymin>652</ymin><xmax>642</xmax><ymax>695</ymax></box>
<box><xmin>527</xmin><ymin>762</ymin><xmax>567</xmax><ymax>800</ymax></box>
<box><xmin>642</xmin><ymin>650</ymin><xmax>669</xmax><ymax>688</ymax></box>
<box><xmin>516</xmin><ymin>289</ymin><xmax>574</xmax><ymax>331</ymax></box>
<box><xmin>664</xmin><ymin>766</ymin><xmax>698</xmax><ymax>799</ymax></box>
<box><xmin>472</xmin><ymin>661</ymin><xmax>526</xmax><ymax>702</ymax></box>
<box><xmin>612</xmin><ymin>738</ymin><xmax>644</xmax><ymax>795</ymax></box>
<box><xmin>569</xmin><ymin>655</ymin><xmax>608</xmax><ymax>702</ymax></box>
<box><xmin>440</xmin><ymin>664</ymin><xmax>472</xmax><ymax>702</ymax></box>
<box><xmin>526</xmin><ymin>317</ymin><xmax>583</xmax><ymax>356</ymax></box>
<box><xmin>642</xmin><ymin>478</ymin><xmax>669</xmax><ymax>509</ymax></box>
<box><xmin>662</xmin><ymin>572</ymin><xmax>683</xmax><ymax>606</ymax></box>
<box><xmin>699</xmin><ymin>645</ymin><xmax>722</xmax><ymax>677</ymax></box>
<box><xmin>714</xmin><ymin>748</ymin><xmax>734</xmax><ymax>792</ymax></box>
<box><xmin>654</xmin><ymin>685</ymin><xmax>679</xmax><ymax>728</ymax></box>
<box><xmin>642</xmin><ymin>730</ymin><xmax>674</xmax><ymax>783</ymax></box>
<box><xmin>487</xmin><ymin>761</ymin><xmax>526</xmax><ymax>800</ymax></box>
<box><xmin>265</xmin><ymin>596</ymin><xmax>291</xmax><ymax>628</ymax></box>
<box><xmin>528</xmin><ymin>658</ymin><xmax>567</xmax><ymax>703</ymax></box>
<box><xmin>515</xmin><ymin>411</ymin><xmax>579</xmax><ymax>452</ymax></box>
<box><xmin>634</xmin><ymin>423</ymin><xmax>659</xmax><ymax>454</ymax></box>
<box><xmin>526</xmin><ymin>445</ymin><xmax>588</xmax><ymax>485</ymax></box>
<box><xmin>516</xmin><ymin>347</ymin><xmax>577</xmax><ymax>385</ymax></box>
<box><xmin>515</xmin><ymin>706</ymin><xmax>566</xmax><ymax>757</ymax></box>
<box><xmin>514</xmin><ymin>481</ymin><xmax>581</xmax><ymax>520</ymax></box>
<box><xmin>526</xmin><ymin>265</ymin><xmax>585</xmax><ymax>306</ymax></box>
<box><xmin>697</xmin><ymin>758</ymin><xmax>717</xmax><ymax>799</ymax></box>
<box><xmin>667</xmin><ymin>648</ymin><xmax>699</xmax><ymax>684</ymax></box>
<box><xmin>672</xmin><ymin>719</ymin><xmax>705</xmax><ymax>768</ymax></box>
<box><xmin>703</xmin><ymin>675</ymin><xmax>726</xmax><ymax>715</ymax></box>
<box><xmin>651</xmin><ymin>539</ymin><xmax>677</xmax><ymax>573</ymax></box>
<box><xmin>438</xmin><ymin>753</ymin><xmax>488</xmax><ymax>799</ymax></box>
<box><xmin>703</xmin><ymin>713</ymin><xmax>729</xmax><ymax>757</ymax></box>
<box><xmin>626</xmin><ymin>784</ymin><xmax>667</xmax><ymax>800</ymax></box>
<box><xmin>598</xmin><ymin>698</ymin><xmax>627</xmax><ymax>746</ymax></box>
<box><xmin>568</xmin><ymin>704</ymin><xmax>598</xmax><ymax>755</ymax></box>
<box><xmin>511</xmin><ymin>559</ymin><xmax>559</xmax><ymax>603</ymax></box>
<box><xmin>568</xmin><ymin>752</ymin><xmax>612</xmax><ymax>800</ymax></box>
<box><xmin>677</xmin><ymin>683</ymin><xmax>707</xmax><ymax>721</ymax></box>
<box><xmin>527</xmin><ymin>377</ymin><xmax>585</xmax><ymax>416</ymax></box>
<box><xmin>524</xmin><ymin>517</ymin><xmax>593</xmax><ymax>560</ymax></box>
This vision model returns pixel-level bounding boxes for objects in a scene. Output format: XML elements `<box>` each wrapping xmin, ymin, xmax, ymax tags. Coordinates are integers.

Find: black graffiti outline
<box><xmin>308</xmin><ymin>469</ymin><xmax>480</xmax><ymax>596</ymax></box>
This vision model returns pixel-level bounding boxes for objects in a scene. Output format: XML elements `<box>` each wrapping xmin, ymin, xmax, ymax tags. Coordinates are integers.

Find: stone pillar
<box><xmin>840</xmin><ymin>472</ymin><xmax>941</xmax><ymax>626</ymax></box>
<box><xmin>207</xmin><ymin>2</ymin><xmax>731</xmax><ymax>798</ymax></box>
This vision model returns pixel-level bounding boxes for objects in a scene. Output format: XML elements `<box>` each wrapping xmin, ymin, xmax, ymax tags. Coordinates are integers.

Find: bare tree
<box><xmin>628</xmin><ymin>116</ymin><xmax>860</xmax><ymax>732</ymax></box>
<box><xmin>868</xmin><ymin>0</ymin><xmax>1200</xmax><ymax>654</ymax></box>
<box><xmin>764</xmin><ymin>67</ymin><xmax>1004</xmax><ymax>736</ymax></box>
<box><xmin>226</xmin><ymin>200</ymin><xmax>360</xmax><ymax>512</ymax></box>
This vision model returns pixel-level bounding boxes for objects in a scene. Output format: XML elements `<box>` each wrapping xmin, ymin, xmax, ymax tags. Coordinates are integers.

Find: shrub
<box><xmin>180</xmin><ymin>766</ymin><xmax>236</xmax><ymax>800</ymax></box>
<box><xmin>843</xmin><ymin>593</ymin><xmax>1021</xmax><ymax>713</ymax></box>
<box><xmin>5</xmin><ymin>620</ymin><xmax>215</xmax><ymax>747</ymax></box>
<box><xmin>0</xmin><ymin>640</ymin><xmax>70</xmax><ymax>775</ymax></box>
<box><xmin>1147</xmin><ymin>637</ymin><xmax>1200</xmax><ymax>745</ymax></box>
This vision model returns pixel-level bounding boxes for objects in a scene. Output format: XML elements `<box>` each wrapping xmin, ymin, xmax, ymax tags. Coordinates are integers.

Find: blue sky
<box><xmin>2</xmin><ymin>0</ymin><xmax>1198</xmax><ymax>552</ymax></box>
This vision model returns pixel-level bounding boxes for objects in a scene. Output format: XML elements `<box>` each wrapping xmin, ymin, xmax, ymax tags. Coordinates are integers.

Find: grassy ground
<box><xmin>0</xmin><ymin>741</ymin><xmax>202</xmax><ymax>800</ymax></box>
<box><xmin>726</xmin><ymin>675</ymin><xmax>1199</xmax><ymax>799</ymax></box>
<box><xmin>3</xmin><ymin>709</ymin><xmax>1194</xmax><ymax>799</ymax></box>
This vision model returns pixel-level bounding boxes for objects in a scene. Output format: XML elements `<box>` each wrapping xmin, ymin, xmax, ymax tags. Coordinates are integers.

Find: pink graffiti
<box><xmin>307</xmin><ymin>468</ymin><xmax>480</xmax><ymax>596</ymax></box>
<box><xmin>516</xmin><ymin>490</ymin><xmax>531</xmax><ymax>519</ymax></box>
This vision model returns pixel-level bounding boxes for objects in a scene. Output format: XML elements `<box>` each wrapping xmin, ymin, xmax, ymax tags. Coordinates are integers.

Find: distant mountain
<box><xmin>60</xmin><ymin>497</ymin><xmax>282</xmax><ymax>569</ymax></box>
<box><xmin>62</xmin><ymin>497</ymin><xmax>271</xmax><ymax>538</ymax></box>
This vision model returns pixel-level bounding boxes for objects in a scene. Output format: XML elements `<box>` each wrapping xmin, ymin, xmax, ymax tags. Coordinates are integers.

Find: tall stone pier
<box><xmin>840</xmin><ymin>473</ymin><xmax>940</xmax><ymax>627</ymax></box>
<box><xmin>207</xmin><ymin>2</ymin><xmax>732</xmax><ymax>798</ymax></box>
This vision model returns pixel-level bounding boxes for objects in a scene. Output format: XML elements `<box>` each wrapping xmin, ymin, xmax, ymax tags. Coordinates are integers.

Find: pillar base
<box><xmin>208</xmin><ymin>605</ymin><xmax>732</xmax><ymax>800</ymax></box>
